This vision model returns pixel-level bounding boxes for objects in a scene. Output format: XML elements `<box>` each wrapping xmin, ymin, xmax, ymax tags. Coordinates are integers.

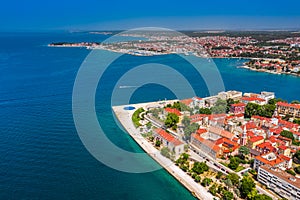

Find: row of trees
<box><xmin>181</xmin><ymin>116</ymin><xmax>199</xmax><ymax>140</ymax></box>
<box><xmin>212</xmin><ymin>172</ymin><xmax>272</xmax><ymax>200</ymax></box>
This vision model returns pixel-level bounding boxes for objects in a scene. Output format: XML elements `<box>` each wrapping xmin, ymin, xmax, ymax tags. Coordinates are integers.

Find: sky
<box><xmin>1</xmin><ymin>0</ymin><xmax>300</xmax><ymax>31</ymax></box>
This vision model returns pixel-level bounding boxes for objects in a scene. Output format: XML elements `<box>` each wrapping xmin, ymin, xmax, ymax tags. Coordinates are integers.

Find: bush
<box><xmin>286</xmin><ymin>169</ymin><xmax>296</xmax><ymax>176</ymax></box>
<box><xmin>132</xmin><ymin>108</ymin><xmax>145</xmax><ymax>127</ymax></box>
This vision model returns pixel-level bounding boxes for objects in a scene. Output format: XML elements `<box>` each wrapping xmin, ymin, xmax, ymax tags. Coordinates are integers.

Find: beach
<box><xmin>112</xmin><ymin>102</ymin><xmax>214</xmax><ymax>200</ymax></box>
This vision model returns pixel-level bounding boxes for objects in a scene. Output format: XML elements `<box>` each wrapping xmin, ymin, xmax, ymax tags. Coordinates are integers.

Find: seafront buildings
<box><xmin>257</xmin><ymin>165</ymin><xmax>300</xmax><ymax>200</ymax></box>
<box><xmin>131</xmin><ymin>89</ymin><xmax>300</xmax><ymax>199</ymax></box>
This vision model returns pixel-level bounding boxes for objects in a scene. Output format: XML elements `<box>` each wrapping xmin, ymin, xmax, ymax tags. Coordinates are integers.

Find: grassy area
<box><xmin>132</xmin><ymin>108</ymin><xmax>145</xmax><ymax>127</ymax></box>
<box><xmin>235</xmin><ymin>165</ymin><xmax>245</xmax><ymax>172</ymax></box>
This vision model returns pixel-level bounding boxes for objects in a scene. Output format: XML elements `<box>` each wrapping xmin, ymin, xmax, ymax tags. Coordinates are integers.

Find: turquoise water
<box><xmin>0</xmin><ymin>32</ymin><xmax>299</xmax><ymax>199</ymax></box>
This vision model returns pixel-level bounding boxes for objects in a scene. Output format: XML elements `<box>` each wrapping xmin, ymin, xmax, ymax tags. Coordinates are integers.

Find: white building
<box><xmin>258</xmin><ymin>165</ymin><xmax>300</xmax><ymax>200</ymax></box>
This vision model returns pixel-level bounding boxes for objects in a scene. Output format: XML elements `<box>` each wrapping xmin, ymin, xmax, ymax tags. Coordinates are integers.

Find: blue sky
<box><xmin>1</xmin><ymin>0</ymin><xmax>300</xmax><ymax>30</ymax></box>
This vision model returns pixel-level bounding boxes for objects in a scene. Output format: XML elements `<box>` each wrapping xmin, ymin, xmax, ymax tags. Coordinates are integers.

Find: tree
<box><xmin>164</xmin><ymin>113</ymin><xmax>179</xmax><ymax>130</ymax></box>
<box><xmin>239</xmin><ymin>146</ymin><xmax>250</xmax><ymax>156</ymax></box>
<box><xmin>155</xmin><ymin>140</ymin><xmax>161</xmax><ymax>147</ymax></box>
<box><xmin>192</xmin><ymin>162</ymin><xmax>209</xmax><ymax>174</ymax></box>
<box><xmin>291</xmin><ymin>100</ymin><xmax>300</xmax><ymax>104</ymax></box>
<box><xmin>228</xmin><ymin>157</ymin><xmax>240</xmax><ymax>170</ymax></box>
<box><xmin>226</xmin><ymin>98</ymin><xmax>235</xmax><ymax>113</ymax></box>
<box><xmin>216</xmin><ymin>171</ymin><xmax>224</xmax><ymax>179</ymax></box>
<box><xmin>181</xmin><ymin>116</ymin><xmax>191</xmax><ymax>127</ymax></box>
<box><xmin>224</xmin><ymin>178</ymin><xmax>233</xmax><ymax>189</ymax></box>
<box><xmin>280</xmin><ymin>130</ymin><xmax>294</xmax><ymax>140</ymax></box>
<box><xmin>253</xmin><ymin>194</ymin><xmax>273</xmax><ymax>200</ymax></box>
<box><xmin>245</xmin><ymin>103</ymin><xmax>261</xmax><ymax>118</ymax></box>
<box><xmin>222</xmin><ymin>190</ymin><xmax>234</xmax><ymax>200</ymax></box>
<box><xmin>184</xmin><ymin>122</ymin><xmax>199</xmax><ymax>140</ymax></box>
<box><xmin>194</xmin><ymin>175</ymin><xmax>201</xmax><ymax>183</ymax></box>
<box><xmin>209</xmin><ymin>183</ymin><xmax>218</xmax><ymax>196</ymax></box>
<box><xmin>161</xmin><ymin>147</ymin><xmax>171</xmax><ymax>158</ymax></box>
<box><xmin>201</xmin><ymin>178</ymin><xmax>212</xmax><ymax>187</ymax></box>
<box><xmin>199</xmin><ymin>107</ymin><xmax>212</xmax><ymax>114</ymax></box>
<box><xmin>226</xmin><ymin>173</ymin><xmax>240</xmax><ymax>186</ymax></box>
<box><xmin>294</xmin><ymin>166</ymin><xmax>300</xmax><ymax>174</ymax></box>
<box><xmin>239</xmin><ymin>176</ymin><xmax>256</xmax><ymax>198</ymax></box>
<box><xmin>247</xmin><ymin>188</ymin><xmax>258</xmax><ymax>200</ymax></box>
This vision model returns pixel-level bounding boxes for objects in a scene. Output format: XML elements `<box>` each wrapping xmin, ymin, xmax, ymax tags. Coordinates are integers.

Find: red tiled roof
<box><xmin>154</xmin><ymin>128</ymin><xmax>183</xmax><ymax>146</ymax></box>
<box><xmin>278</xmin><ymin>154</ymin><xmax>291</xmax><ymax>161</ymax></box>
<box><xmin>256</xmin><ymin>142</ymin><xmax>272</xmax><ymax>149</ymax></box>
<box><xmin>191</xmin><ymin>133</ymin><xmax>221</xmax><ymax>152</ymax></box>
<box><xmin>180</xmin><ymin>98</ymin><xmax>193</xmax><ymax>106</ymax></box>
<box><xmin>196</xmin><ymin>128</ymin><xmax>207</xmax><ymax>135</ymax></box>
<box><xmin>249</xmin><ymin>135</ymin><xmax>264</xmax><ymax>143</ymax></box>
<box><xmin>164</xmin><ymin>107</ymin><xmax>181</xmax><ymax>116</ymax></box>
<box><xmin>231</xmin><ymin>103</ymin><xmax>246</xmax><ymax>107</ymax></box>
<box><xmin>241</xmin><ymin>97</ymin><xmax>265</xmax><ymax>102</ymax></box>
<box><xmin>277</xmin><ymin>102</ymin><xmax>300</xmax><ymax>109</ymax></box>
<box><xmin>278</xmin><ymin>145</ymin><xmax>288</xmax><ymax>150</ymax></box>
<box><xmin>278</xmin><ymin>135</ymin><xmax>292</xmax><ymax>142</ymax></box>
<box><xmin>255</xmin><ymin>154</ymin><xmax>284</xmax><ymax>167</ymax></box>
<box><xmin>208</xmin><ymin>126</ymin><xmax>234</xmax><ymax>139</ymax></box>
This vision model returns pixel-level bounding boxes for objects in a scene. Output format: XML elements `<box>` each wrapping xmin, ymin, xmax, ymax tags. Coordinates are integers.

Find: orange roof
<box><xmin>268</xmin><ymin>136</ymin><xmax>277</xmax><ymax>143</ymax></box>
<box><xmin>249</xmin><ymin>135</ymin><xmax>264</xmax><ymax>143</ymax></box>
<box><xmin>154</xmin><ymin>128</ymin><xmax>183</xmax><ymax>146</ymax></box>
<box><xmin>191</xmin><ymin>133</ymin><xmax>221</xmax><ymax>152</ymax></box>
<box><xmin>231</xmin><ymin>103</ymin><xmax>246</xmax><ymax>107</ymax></box>
<box><xmin>196</xmin><ymin>128</ymin><xmax>207</xmax><ymax>135</ymax></box>
<box><xmin>241</xmin><ymin>97</ymin><xmax>265</xmax><ymax>102</ymax></box>
<box><xmin>278</xmin><ymin>154</ymin><xmax>291</xmax><ymax>161</ymax></box>
<box><xmin>164</xmin><ymin>107</ymin><xmax>181</xmax><ymax>116</ymax></box>
<box><xmin>278</xmin><ymin>145</ymin><xmax>288</xmax><ymax>150</ymax></box>
<box><xmin>208</xmin><ymin>126</ymin><xmax>234</xmax><ymax>139</ymax></box>
<box><xmin>278</xmin><ymin>135</ymin><xmax>292</xmax><ymax>142</ymax></box>
<box><xmin>277</xmin><ymin>102</ymin><xmax>300</xmax><ymax>109</ymax></box>
<box><xmin>215</xmin><ymin>137</ymin><xmax>240</xmax><ymax>151</ymax></box>
<box><xmin>180</xmin><ymin>98</ymin><xmax>193</xmax><ymax>106</ymax></box>
<box><xmin>255</xmin><ymin>155</ymin><xmax>284</xmax><ymax>167</ymax></box>
<box><xmin>256</xmin><ymin>142</ymin><xmax>272</xmax><ymax>149</ymax></box>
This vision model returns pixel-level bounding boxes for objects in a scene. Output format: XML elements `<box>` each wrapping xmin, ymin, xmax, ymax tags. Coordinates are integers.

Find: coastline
<box><xmin>112</xmin><ymin>102</ymin><xmax>214</xmax><ymax>200</ymax></box>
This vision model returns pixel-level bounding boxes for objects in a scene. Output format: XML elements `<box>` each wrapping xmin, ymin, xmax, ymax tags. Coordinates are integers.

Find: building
<box><xmin>259</xmin><ymin>91</ymin><xmax>275</xmax><ymax>103</ymax></box>
<box><xmin>241</xmin><ymin>96</ymin><xmax>267</xmax><ymax>105</ymax></box>
<box><xmin>253</xmin><ymin>152</ymin><xmax>286</xmax><ymax>171</ymax></box>
<box><xmin>276</xmin><ymin>102</ymin><xmax>300</xmax><ymax>118</ymax></box>
<box><xmin>230</xmin><ymin>103</ymin><xmax>246</xmax><ymax>114</ymax></box>
<box><xmin>218</xmin><ymin>90</ymin><xmax>243</xmax><ymax>100</ymax></box>
<box><xmin>180</xmin><ymin>97</ymin><xmax>205</xmax><ymax>108</ymax></box>
<box><xmin>153</xmin><ymin>128</ymin><xmax>184</xmax><ymax>159</ymax></box>
<box><xmin>164</xmin><ymin>107</ymin><xmax>182</xmax><ymax>116</ymax></box>
<box><xmin>190</xmin><ymin>132</ymin><xmax>222</xmax><ymax>159</ymax></box>
<box><xmin>248</xmin><ymin>135</ymin><xmax>264</xmax><ymax>149</ymax></box>
<box><xmin>257</xmin><ymin>165</ymin><xmax>300</xmax><ymax>200</ymax></box>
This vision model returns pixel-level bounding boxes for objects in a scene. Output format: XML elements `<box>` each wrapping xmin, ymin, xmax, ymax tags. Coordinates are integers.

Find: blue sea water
<box><xmin>0</xmin><ymin>32</ymin><xmax>300</xmax><ymax>199</ymax></box>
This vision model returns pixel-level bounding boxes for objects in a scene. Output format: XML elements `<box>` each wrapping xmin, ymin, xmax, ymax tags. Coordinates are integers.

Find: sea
<box><xmin>0</xmin><ymin>32</ymin><xmax>300</xmax><ymax>200</ymax></box>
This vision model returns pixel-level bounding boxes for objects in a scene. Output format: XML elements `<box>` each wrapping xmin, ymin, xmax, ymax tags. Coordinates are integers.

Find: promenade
<box><xmin>112</xmin><ymin>102</ymin><xmax>214</xmax><ymax>200</ymax></box>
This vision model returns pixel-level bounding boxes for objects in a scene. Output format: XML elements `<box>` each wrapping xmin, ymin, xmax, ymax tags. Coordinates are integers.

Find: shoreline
<box><xmin>112</xmin><ymin>101</ymin><xmax>214</xmax><ymax>200</ymax></box>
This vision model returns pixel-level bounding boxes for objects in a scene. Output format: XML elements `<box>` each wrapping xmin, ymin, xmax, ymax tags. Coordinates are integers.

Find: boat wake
<box><xmin>119</xmin><ymin>86</ymin><xmax>138</xmax><ymax>89</ymax></box>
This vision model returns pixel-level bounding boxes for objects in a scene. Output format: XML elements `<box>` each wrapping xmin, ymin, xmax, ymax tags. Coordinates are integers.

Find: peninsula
<box><xmin>113</xmin><ymin>90</ymin><xmax>300</xmax><ymax>200</ymax></box>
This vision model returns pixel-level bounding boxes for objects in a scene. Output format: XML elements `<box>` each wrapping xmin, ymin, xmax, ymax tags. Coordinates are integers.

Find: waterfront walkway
<box><xmin>112</xmin><ymin>102</ymin><xmax>214</xmax><ymax>200</ymax></box>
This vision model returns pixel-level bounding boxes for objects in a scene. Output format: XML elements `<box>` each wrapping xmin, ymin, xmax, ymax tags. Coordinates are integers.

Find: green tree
<box><xmin>224</xmin><ymin>178</ymin><xmax>233</xmax><ymax>189</ymax></box>
<box><xmin>199</xmin><ymin>107</ymin><xmax>212</xmax><ymax>114</ymax></box>
<box><xmin>216</xmin><ymin>171</ymin><xmax>224</xmax><ymax>179</ymax></box>
<box><xmin>201</xmin><ymin>178</ymin><xmax>212</xmax><ymax>187</ymax></box>
<box><xmin>192</xmin><ymin>162</ymin><xmax>209</xmax><ymax>174</ymax></box>
<box><xmin>164</xmin><ymin>113</ymin><xmax>179</xmax><ymax>130</ymax></box>
<box><xmin>247</xmin><ymin>188</ymin><xmax>258</xmax><ymax>200</ymax></box>
<box><xmin>280</xmin><ymin>130</ymin><xmax>294</xmax><ymax>140</ymax></box>
<box><xmin>239</xmin><ymin>176</ymin><xmax>256</xmax><ymax>198</ymax></box>
<box><xmin>253</xmin><ymin>194</ymin><xmax>273</xmax><ymax>200</ymax></box>
<box><xmin>209</xmin><ymin>183</ymin><xmax>218</xmax><ymax>196</ymax></box>
<box><xmin>211</xmin><ymin>98</ymin><xmax>227</xmax><ymax>114</ymax></box>
<box><xmin>226</xmin><ymin>98</ymin><xmax>235</xmax><ymax>113</ymax></box>
<box><xmin>239</xmin><ymin>146</ymin><xmax>250</xmax><ymax>156</ymax></box>
<box><xmin>155</xmin><ymin>140</ymin><xmax>161</xmax><ymax>147</ymax></box>
<box><xmin>245</xmin><ymin>103</ymin><xmax>261</xmax><ymax>118</ymax></box>
<box><xmin>161</xmin><ymin>147</ymin><xmax>171</xmax><ymax>158</ymax></box>
<box><xmin>228</xmin><ymin>157</ymin><xmax>240</xmax><ymax>170</ymax></box>
<box><xmin>291</xmin><ymin>100</ymin><xmax>300</xmax><ymax>104</ymax></box>
<box><xmin>222</xmin><ymin>190</ymin><xmax>234</xmax><ymax>200</ymax></box>
<box><xmin>181</xmin><ymin>116</ymin><xmax>191</xmax><ymax>127</ymax></box>
<box><xmin>294</xmin><ymin>166</ymin><xmax>300</xmax><ymax>174</ymax></box>
<box><xmin>194</xmin><ymin>175</ymin><xmax>201</xmax><ymax>183</ymax></box>
<box><xmin>184</xmin><ymin>122</ymin><xmax>199</xmax><ymax>140</ymax></box>
<box><xmin>226</xmin><ymin>173</ymin><xmax>240</xmax><ymax>186</ymax></box>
